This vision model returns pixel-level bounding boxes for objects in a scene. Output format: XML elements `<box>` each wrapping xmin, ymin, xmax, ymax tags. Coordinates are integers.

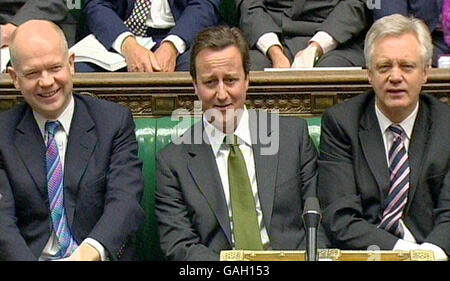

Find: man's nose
<box><xmin>388</xmin><ymin>66</ymin><xmax>403</xmax><ymax>83</ymax></box>
<box><xmin>216</xmin><ymin>81</ymin><xmax>228</xmax><ymax>100</ymax></box>
<box><xmin>38</xmin><ymin>71</ymin><xmax>55</xmax><ymax>87</ymax></box>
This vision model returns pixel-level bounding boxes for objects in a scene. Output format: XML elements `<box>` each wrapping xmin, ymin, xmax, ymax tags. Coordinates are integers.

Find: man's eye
<box><xmin>51</xmin><ymin>66</ymin><xmax>62</xmax><ymax>72</ymax></box>
<box><xmin>25</xmin><ymin>72</ymin><xmax>39</xmax><ymax>79</ymax></box>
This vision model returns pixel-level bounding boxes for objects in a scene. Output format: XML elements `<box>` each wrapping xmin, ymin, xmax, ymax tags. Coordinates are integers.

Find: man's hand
<box><xmin>1</xmin><ymin>23</ymin><xmax>17</xmax><ymax>48</ymax></box>
<box><xmin>121</xmin><ymin>36</ymin><xmax>161</xmax><ymax>72</ymax></box>
<box><xmin>267</xmin><ymin>45</ymin><xmax>290</xmax><ymax>68</ymax></box>
<box><xmin>61</xmin><ymin>243</ymin><xmax>101</xmax><ymax>261</ymax></box>
<box><xmin>154</xmin><ymin>41</ymin><xmax>178</xmax><ymax>72</ymax></box>
<box><xmin>291</xmin><ymin>42</ymin><xmax>323</xmax><ymax>68</ymax></box>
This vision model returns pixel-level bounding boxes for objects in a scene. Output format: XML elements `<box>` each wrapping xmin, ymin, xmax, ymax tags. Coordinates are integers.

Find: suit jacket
<box><xmin>0</xmin><ymin>0</ymin><xmax>76</xmax><ymax>46</ymax></box>
<box><xmin>317</xmin><ymin>92</ymin><xmax>450</xmax><ymax>255</ymax></box>
<box><xmin>156</xmin><ymin>112</ymin><xmax>330</xmax><ymax>261</ymax></box>
<box><xmin>84</xmin><ymin>0</ymin><xmax>222</xmax><ymax>51</ymax></box>
<box><xmin>0</xmin><ymin>94</ymin><xmax>145</xmax><ymax>261</ymax></box>
<box><xmin>236</xmin><ymin>0</ymin><xmax>369</xmax><ymax>49</ymax></box>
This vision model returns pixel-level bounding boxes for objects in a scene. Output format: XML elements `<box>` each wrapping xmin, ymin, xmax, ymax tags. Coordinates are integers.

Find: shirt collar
<box><xmin>375</xmin><ymin>100</ymin><xmax>419</xmax><ymax>140</ymax></box>
<box><xmin>33</xmin><ymin>95</ymin><xmax>75</xmax><ymax>138</ymax></box>
<box><xmin>203</xmin><ymin>106</ymin><xmax>252</xmax><ymax>156</ymax></box>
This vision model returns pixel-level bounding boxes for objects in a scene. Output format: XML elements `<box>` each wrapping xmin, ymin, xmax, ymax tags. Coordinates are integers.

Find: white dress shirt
<box><xmin>113</xmin><ymin>0</ymin><xmax>186</xmax><ymax>55</ymax></box>
<box><xmin>375</xmin><ymin>101</ymin><xmax>448</xmax><ymax>260</ymax></box>
<box><xmin>256</xmin><ymin>31</ymin><xmax>338</xmax><ymax>57</ymax></box>
<box><xmin>34</xmin><ymin>96</ymin><xmax>107</xmax><ymax>261</ymax></box>
<box><xmin>203</xmin><ymin>107</ymin><xmax>271</xmax><ymax>249</ymax></box>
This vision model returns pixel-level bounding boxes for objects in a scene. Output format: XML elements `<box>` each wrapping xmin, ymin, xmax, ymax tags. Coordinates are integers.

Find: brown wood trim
<box><xmin>1</xmin><ymin>69</ymin><xmax>448</xmax><ymax>117</ymax></box>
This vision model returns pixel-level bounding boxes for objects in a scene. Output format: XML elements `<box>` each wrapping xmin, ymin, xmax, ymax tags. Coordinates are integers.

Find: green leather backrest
<box><xmin>133</xmin><ymin>116</ymin><xmax>321</xmax><ymax>261</ymax></box>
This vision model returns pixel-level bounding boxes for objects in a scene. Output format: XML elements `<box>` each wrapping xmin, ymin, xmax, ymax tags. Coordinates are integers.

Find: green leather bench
<box><xmin>133</xmin><ymin>116</ymin><xmax>322</xmax><ymax>260</ymax></box>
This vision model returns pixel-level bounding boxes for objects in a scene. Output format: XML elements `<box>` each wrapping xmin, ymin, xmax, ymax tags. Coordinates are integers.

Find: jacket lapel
<box><xmin>63</xmin><ymin>97</ymin><xmax>97</xmax><ymax>225</ymax></box>
<box><xmin>405</xmin><ymin>100</ymin><xmax>430</xmax><ymax>213</ymax></box>
<box><xmin>250</xmin><ymin>111</ymin><xmax>278</xmax><ymax>236</ymax></box>
<box><xmin>359</xmin><ymin>98</ymin><xmax>391</xmax><ymax>203</ymax></box>
<box><xmin>14</xmin><ymin>107</ymin><xmax>47</xmax><ymax>201</ymax></box>
<box><xmin>186</xmin><ymin>122</ymin><xmax>232</xmax><ymax>245</ymax></box>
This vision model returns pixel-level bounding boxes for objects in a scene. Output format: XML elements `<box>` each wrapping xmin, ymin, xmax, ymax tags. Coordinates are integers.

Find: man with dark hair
<box><xmin>0</xmin><ymin>20</ymin><xmax>144</xmax><ymax>261</ymax></box>
<box><xmin>155</xmin><ymin>26</ymin><xmax>329</xmax><ymax>261</ymax></box>
<box><xmin>318</xmin><ymin>15</ymin><xmax>449</xmax><ymax>261</ymax></box>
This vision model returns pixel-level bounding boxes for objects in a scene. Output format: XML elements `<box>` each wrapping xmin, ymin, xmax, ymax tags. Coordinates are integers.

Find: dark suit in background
<box><xmin>82</xmin><ymin>0</ymin><xmax>222</xmax><ymax>71</ymax></box>
<box><xmin>0</xmin><ymin>0</ymin><xmax>77</xmax><ymax>46</ymax></box>
<box><xmin>236</xmin><ymin>0</ymin><xmax>369</xmax><ymax>69</ymax></box>
<box><xmin>317</xmin><ymin>92</ymin><xmax>450</xmax><ymax>255</ymax></box>
<box><xmin>156</xmin><ymin>113</ymin><xmax>329</xmax><ymax>261</ymax></box>
<box><xmin>0</xmin><ymin>94</ymin><xmax>145</xmax><ymax>260</ymax></box>
<box><xmin>372</xmin><ymin>0</ymin><xmax>450</xmax><ymax>66</ymax></box>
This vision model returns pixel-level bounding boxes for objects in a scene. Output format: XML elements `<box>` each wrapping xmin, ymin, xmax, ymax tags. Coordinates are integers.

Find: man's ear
<box><xmin>68</xmin><ymin>52</ymin><xmax>75</xmax><ymax>75</ymax></box>
<box><xmin>367</xmin><ymin>68</ymin><xmax>373</xmax><ymax>85</ymax></box>
<box><xmin>7</xmin><ymin>66</ymin><xmax>20</xmax><ymax>90</ymax></box>
<box><xmin>193</xmin><ymin>81</ymin><xmax>198</xmax><ymax>94</ymax></box>
<box><xmin>422</xmin><ymin>64</ymin><xmax>431</xmax><ymax>84</ymax></box>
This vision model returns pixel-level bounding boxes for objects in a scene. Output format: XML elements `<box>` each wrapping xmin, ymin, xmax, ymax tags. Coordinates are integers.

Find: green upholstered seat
<box><xmin>133</xmin><ymin>116</ymin><xmax>321</xmax><ymax>260</ymax></box>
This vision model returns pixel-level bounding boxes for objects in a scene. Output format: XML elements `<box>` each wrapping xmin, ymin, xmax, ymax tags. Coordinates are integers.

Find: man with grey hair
<box><xmin>317</xmin><ymin>14</ymin><xmax>449</xmax><ymax>260</ymax></box>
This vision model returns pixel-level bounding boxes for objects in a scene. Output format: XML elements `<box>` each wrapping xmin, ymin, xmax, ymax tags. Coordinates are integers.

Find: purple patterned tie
<box><xmin>443</xmin><ymin>0</ymin><xmax>450</xmax><ymax>46</ymax></box>
<box><xmin>124</xmin><ymin>0</ymin><xmax>152</xmax><ymax>36</ymax></box>
<box><xmin>46</xmin><ymin>121</ymin><xmax>78</xmax><ymax>258</ymax></box>
<box><xmin>378</xmin><ymin>125</ymin><xmax>410</xmax><ymax>238</ymax></box>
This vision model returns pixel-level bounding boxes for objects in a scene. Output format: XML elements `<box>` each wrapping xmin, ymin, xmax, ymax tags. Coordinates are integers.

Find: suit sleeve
<box><xmin>424</xmin><ymin>169</ymin><xmax>450</xmax><ymax>255</ymax></box>
<box><xmin>236</xmin><ymin>0</ymin><xmax>282</xmax><ymax>48</ymax></box>
<box><xmin>9</xmin><ymin>0</ymin><xmax>70</xmax><ymax>26</ymax></box>
<box><xmin>297</xmin><ymin>119</ymin><xmax>331</xmax><ymax>248</ymax></box>
<box><xmin>84</xmin><ymin>0</ymin><xmax>130</xmax><ymax>50</ymax></box>
<box><xmin>317</xmin><ymin>110</ymin><xmax>398</xmax><ymax>250</ymax></box>
<box><xmin>0</xmin><ymin>153</ymin><xmax>36</xmax><ymax>260</ymax></box>
<box><xmin>318</xmin><ymin>0</ymin><xmax>368</xmax><ymax>45</ymax></box>
<box><xmin>168</xmin><ymin>0</ymin><xmax>222</xmax><ymax>48</ymax></box>
<box><xmin>155</xmin><ymin>152</ymin><xmax>219</xmax><ymax>261</ymax></box>
<box><xmin>86</xmin><ymin>108</ymin><xmax>145</xmax><ymax>260</ymax></box>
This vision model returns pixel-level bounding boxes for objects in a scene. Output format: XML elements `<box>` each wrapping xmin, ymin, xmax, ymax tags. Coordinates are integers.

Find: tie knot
<box><xmin>224</xmin><ymin>134</ymin><xmax>240</xmax><ymax>147</ymax></box>
<box><xmin>388</xmin><ymin>124</ymin><xmax>404</xmax><ymax>137</ymax></box>
<box><xmin>45</xmin><ymin>121</ymin><xmax>61</xmax><ymax>136</ymax></box>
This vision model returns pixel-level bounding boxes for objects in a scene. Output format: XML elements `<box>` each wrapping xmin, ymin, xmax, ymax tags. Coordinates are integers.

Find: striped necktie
<box><xmin>46</xmin><ymin>121</ymin><xmax>78</xmax><ymax>258</ymax></box>
<box><xmin>226</xmin><ymin>135</ymin><xmax>264</xmax><ymax>250</ymax></box>
<box><xmin>378</xmin><ymin>125</ymin><xmax>410</xmax><ymax>238</ymax></box>
<box><xmin>124</xmin><ymin>0</ymin><xmax>152</xmax><ymax>36</ymax></box>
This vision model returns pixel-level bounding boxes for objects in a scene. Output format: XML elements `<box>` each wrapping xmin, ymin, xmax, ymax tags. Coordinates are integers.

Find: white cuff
<box><xmin>82</xmin><ymin>238</ymin><xmax>108</xmax><ymax>261</ymax></box>
<box><xmin>393</xmin><ymin>239</ymin><xmax>420</xmax><ymax>251</ymax></box>
<box><xmin>309</xmin><ymin>31</ymin><xmax>338</xmax><ymax>55</ymax></box>
<box><xmin>420</xmin><ymin>243</ymin><xmax>449</xmax><ymax>261</ymax></box>
<box><xmin>162</xmin><ymin>35</ymin><xmax>186</xmax><ymax>55</ymax></box>
<box><xmin>256</xmin><ymin>32</ymin><xmax>282</xmax><ymax>57</ymax></box>
<box><xmin>112</xmin><ymin>31</ymin><xmax>134</xmax><ymax>54</ymax></box>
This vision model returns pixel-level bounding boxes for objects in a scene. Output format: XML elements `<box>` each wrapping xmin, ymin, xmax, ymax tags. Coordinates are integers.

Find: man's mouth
<box><xmin>38</xmin><ymin>89</ymin><xmax>59</xmax><ymax>98</ymax></box>
<box><xmin>386</xmin><ymin>88</ymin><xmax>406</xmax><ymax>95</ymax></box>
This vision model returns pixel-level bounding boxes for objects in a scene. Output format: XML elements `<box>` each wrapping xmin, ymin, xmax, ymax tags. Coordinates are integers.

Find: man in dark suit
<box><xmin>79</xmin><ymin>0</ymin><xmax>222</xmax><ymax>72</ymax></box>
<box><xmin>0</xmin><ymin>0</ymin><xmax>76</xmax><ymax>47</ymax></box>
<box><xmin>155</xmin><ymin>26</ymin><xmax>329</xmax><ymax>261</ymax></box>
<box><xmin>372</xmin><ymin>0</ymin><xmax>450</xmax><ymax>67</ymax></box>
<box><xmin>235</xmin><ymin>0</ymin><xmax>369</xmax><ymax>69</ymax></box>
<box><xmin>318</xmin><ymin>14</ymin><xmax>449</xmax><ymax>260</ymax></box>
<box><xmin>0</xmin><ymin>20</ymin><xmax>144</xmax><ymax>261</ymax></box>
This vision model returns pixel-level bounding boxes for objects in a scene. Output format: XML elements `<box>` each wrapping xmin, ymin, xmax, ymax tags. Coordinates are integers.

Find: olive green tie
<box><xmin>226</xmin><ymin>135</ymin><xmax>264</xmax><ymax>250</ymax></box>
